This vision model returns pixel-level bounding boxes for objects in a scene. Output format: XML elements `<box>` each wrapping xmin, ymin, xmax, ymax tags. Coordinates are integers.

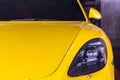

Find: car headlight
<box><xmin>68</xmin><ymin>38</ymin><xmax>107</xmax><ymax>77</ymax></box>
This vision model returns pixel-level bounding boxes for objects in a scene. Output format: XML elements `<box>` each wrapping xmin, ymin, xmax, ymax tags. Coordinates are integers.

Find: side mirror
<box><xmin>89</xmin><ymin>8</ymin><xmax>102</xmax><ymax>24</ymax></box>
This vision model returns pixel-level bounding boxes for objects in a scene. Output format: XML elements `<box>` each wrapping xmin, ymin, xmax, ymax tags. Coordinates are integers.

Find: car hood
<box><xmin>0</xmin><ymin>21</ymin><xmax>85</xmax><ymax>80</ymax></box>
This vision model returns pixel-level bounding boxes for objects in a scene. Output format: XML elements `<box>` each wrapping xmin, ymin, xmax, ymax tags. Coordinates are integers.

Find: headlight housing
<box><xmin>68</xmin><ymin>38</ymin><xmax>107</xmax><ymax>77</ymax></box>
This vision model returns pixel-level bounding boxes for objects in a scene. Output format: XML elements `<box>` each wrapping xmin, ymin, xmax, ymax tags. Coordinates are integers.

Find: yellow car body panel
<box><xmin>50</xmin><ymin>23</ymin><xmax>114</xmax><ymax>80</ymax></box>
<box><xmin>0</xmin><ymin>0</ymin><xmax>114</xmax><ymax>80</ymax></box>
<box><xmin>36</xmin><ymin>23</ymin><xmax>114</xmax><ymax>80</ymax></box>
<box><xmin>0</xmin><ymin>21</ymin><xmax>114</xmax><ymax>80</ymax></box>
<box><xmin>0</xmin><ymin>21</ymin><xmax>85</xmax><ymax>80</ymax></box>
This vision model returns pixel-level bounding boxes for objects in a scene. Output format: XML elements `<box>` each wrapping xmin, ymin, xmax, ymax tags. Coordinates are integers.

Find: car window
<box><xmin>0</xmin><ymin>0</ymin><xmax>85</xmax><ymax>21</ymax></box>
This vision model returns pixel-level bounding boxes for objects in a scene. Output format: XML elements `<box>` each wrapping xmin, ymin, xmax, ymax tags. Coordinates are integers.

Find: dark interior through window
<box><xmin>0</xmin><ymin>0</ymin><xmax>85</xmax><ymax>21</ymax></box>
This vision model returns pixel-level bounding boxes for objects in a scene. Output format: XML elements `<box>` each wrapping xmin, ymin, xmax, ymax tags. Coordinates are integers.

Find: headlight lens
<box><xmin>68</xmin><ymin>38</ymin><xmax>107</xmax><ymax>77</ymax></box>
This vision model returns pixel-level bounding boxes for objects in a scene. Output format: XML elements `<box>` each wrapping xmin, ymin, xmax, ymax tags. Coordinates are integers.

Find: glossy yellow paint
<box><xmin>0</xmin><ymin>0</ymin><xmax>114</xmax><ymax>80</ymax></box>
<box><xmin>0</xmin><ymin>22</ymin><xmax>114</xmax><ymax>80</ymax></box>
<box><xmin>50</xmin><ymin>23</ymin><xmax>114</xmax><ymax>80</ymax></box>
<box><xmin>37</xmin><ymin>23</ymin><xmax>114</xmax><ymax>80</ymax></box>
<box><xmin>0</xmin><ymin>21</ymin><xmax>85</xmax><ymax>80</ymax></box>
<box><xmin>89</xmin><ymin>8</ymin><xmax>102</xmax><ymax>19</ymax></box>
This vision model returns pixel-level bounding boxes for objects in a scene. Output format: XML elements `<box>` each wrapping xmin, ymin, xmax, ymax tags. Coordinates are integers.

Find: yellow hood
<box><xmin>0</xmin><ymin>21</ymin><xmax>84</xmax><ymax>80</ymax></box>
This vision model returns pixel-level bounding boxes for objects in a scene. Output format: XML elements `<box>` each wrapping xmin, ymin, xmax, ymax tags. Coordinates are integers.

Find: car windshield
<box><xmin>0</xmin><ymin>0</ymin><xmax>85</xmax><ymax>21</ymax></box>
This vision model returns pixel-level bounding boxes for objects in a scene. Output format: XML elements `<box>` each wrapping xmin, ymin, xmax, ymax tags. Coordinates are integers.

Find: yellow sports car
<box><xmin>0</xmin><ymin>0</ymin><xmax>114</xmax><ymax>80</ymax></box>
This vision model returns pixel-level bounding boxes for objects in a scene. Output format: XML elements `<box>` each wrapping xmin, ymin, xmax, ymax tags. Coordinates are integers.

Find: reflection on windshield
<box><xmin>0</xmin><ymin>0</ymin><xmax>85</xmax><ymax>21</ymax></box>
